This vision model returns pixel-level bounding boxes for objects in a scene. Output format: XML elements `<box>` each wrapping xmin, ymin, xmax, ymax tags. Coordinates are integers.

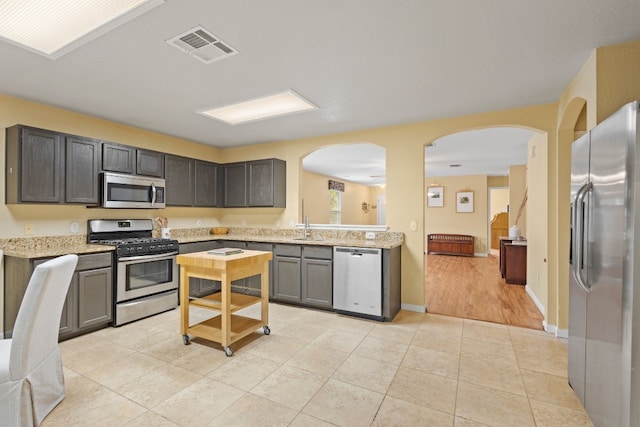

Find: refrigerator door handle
<box><xmin>573</xmin><ymin>182</ymin><xmax>592</xmax><ymax>292</ymax></box>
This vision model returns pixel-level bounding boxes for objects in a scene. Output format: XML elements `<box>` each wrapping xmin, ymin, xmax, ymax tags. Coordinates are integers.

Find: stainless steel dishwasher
<box><xmin>333</xmin><ymin>246</ymin><xmax>382</xmax><ymax>320</ymax></box>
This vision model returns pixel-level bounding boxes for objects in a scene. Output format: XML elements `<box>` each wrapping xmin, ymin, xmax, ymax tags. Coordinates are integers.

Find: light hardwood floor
<box><xmin>425</xmin><ymin>252</ymin><xmax>544</xmax><ymax>330</ymax></box>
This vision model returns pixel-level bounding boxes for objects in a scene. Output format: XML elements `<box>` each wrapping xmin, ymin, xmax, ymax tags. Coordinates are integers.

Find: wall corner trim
<box><xmin>402</xmin><ymin>303</ymin><xmax>426</xmax><ymax>313</ymax></box>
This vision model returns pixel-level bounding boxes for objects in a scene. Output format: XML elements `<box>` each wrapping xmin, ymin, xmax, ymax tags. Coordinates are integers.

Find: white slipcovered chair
<box><xmin>0</xmin><ymin>254</ymin><xmax>78</xmax><ymax>427</ymax></box>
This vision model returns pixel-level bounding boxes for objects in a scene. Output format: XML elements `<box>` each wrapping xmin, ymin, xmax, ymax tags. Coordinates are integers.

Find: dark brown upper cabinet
<box><xmin>136</xmin><ymin>149</ymin><xmax>164</xmax><ymax>177</ymax></box>
<box><xmin>247</xmin><ymin>158</ymin><xmax>286</xmax><ymax>208</ymax></box>
<box><xmin>102</xmin><ymin>142</ymin><xmax>134</xmax><ymax>174</ymax></box>
<box><xmin>65</xmin><ymin>136</ymin><xmax>101</xmax><ymax>204</ymax></box>
<box><xmin>194</xmin><ymin>160</ymin><xmax>222</xmax><ymax>207</ymax></box>
<box><xmin>223</xmin><ymin>162</ymin><xmax>247</xmax><ymax>207</ymax></box>
<box><xmin>164</xmin><ymin>154</ymin><xmax>194</xmax><ymax>206</ymax></box>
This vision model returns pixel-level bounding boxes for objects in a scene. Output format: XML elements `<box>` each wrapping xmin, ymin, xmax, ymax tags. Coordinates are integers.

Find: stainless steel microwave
<box><xmin>102</xmin><ymin>172</ymin><xmax>166</xmax><ymax>209</ymax></box>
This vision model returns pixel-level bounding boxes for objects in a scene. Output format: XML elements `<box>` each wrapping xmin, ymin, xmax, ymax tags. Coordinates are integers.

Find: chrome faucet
<box><xmin>304</xmin><ymin>215</ymin><xmax>310</xmax><ymax>239</ymax></box>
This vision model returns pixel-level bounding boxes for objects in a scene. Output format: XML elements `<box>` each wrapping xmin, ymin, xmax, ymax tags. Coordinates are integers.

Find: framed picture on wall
<box><xmin>456</xmin><ymin>191</ymin><xmax>474</xmax><ymax>213</ymax></box>
<box><xmin>427</xmin><ymin>186</ymin><xmax>444</xmax><ymax>207</ymax></box>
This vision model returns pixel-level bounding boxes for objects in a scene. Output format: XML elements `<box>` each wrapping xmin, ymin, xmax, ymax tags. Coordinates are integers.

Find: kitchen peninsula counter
<box><xmin>0</xmin><ymin>227</ymin><xmax>403</xmax><ymax>259</ymax></box>
<box><xmin>172</xmin><ymin>227</ymin><xmax>404</xmax><ymax>249</ymax></box>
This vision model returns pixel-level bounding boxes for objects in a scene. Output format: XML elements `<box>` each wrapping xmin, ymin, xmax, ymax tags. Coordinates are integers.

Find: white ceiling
<box><xmin>302</xmin><ymin>128</ymin><xmax>532</xmax><ymax>187</ymax></box>
<box><xmin>1</xmin><ymin>1</ymin><xmax>640</xmax><ymax>180</ymax></box>
<box><xmin>425</xmin><ymin>127</ymin><xmax>533</xmax><ymax>178</ymax></box>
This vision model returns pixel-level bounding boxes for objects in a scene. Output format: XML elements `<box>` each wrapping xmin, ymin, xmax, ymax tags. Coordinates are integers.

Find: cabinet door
<box><xmin>58</xmin><ymin>274</ymin><xmax>77</xmax><ymax>339</ymax></box>
<box><xmin>246</xmin><ymin>242</ymin><xmax>273</xmax><ymax>297</ymax></box>
<box><xmin>223</xmin><ymin>162</ymin><xmax>247</xmax><ymax>207</ymax></box>
<box><xmin>194</xmin><ymin>160</ymin><xmax>221</xmax><ymax>207</ymax></box>
<box><xmin>102</xmin><ymin>142</ymin><xmax>134</xmax><ymax>173</ymax></box>
<box><xmin>136</xmin><ymin>149</ymin><xmax>165</xmax><ymax>177</ymax></box>
<box><xmin>66</xmin><ymin>136</ymin><xmax>100</xmax><ymax>204</ymax></box>
<box><xmin>165</xmin><ymin>155</ymin><xmax>194</xmax><ymax>206</ymax></box>
<box><xmin>20</xmin><ymin>127</ymin><xmax>64</xmax><ymax>203</ymax></box>
<box><xmin>302</xmin><ymin>258</ymin><xmax>333</xmax><ymax>309</ymax></box>
<box><xmin>273</xmin><ymin>256</ymin><xmax>301</xmax><ymax>302</ymax></box>
<box><xmin>247</xmin><ymin>159</ymin><xmax>286</xmax><ymax>207</ymax></box>
<box><xmin>77</xmin><ymin>267</ymin><xmax>113</xmax><ymax>330</ymax></box>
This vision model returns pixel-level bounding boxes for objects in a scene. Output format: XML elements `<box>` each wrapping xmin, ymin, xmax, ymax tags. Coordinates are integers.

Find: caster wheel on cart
<box><xmin>182</xmin><ymin>335</ymin><xmax>190</xmax><ymax>345</ymax></box>
<box><xmin>224</xmin><ymin>346</ymin><xmax>234</xmax><ymax>357</ymax></box>
<box><xmin>263</xmin><ymin>326</ymin><xmax>271</xmax><ymax>335</ymax></box>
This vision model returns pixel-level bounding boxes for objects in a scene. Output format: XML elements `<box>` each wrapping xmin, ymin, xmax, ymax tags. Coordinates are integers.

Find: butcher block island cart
<box><xmin>177</xmin><ymin>250</ymin><xmax>273</xmax><ymax>356</ymax></box>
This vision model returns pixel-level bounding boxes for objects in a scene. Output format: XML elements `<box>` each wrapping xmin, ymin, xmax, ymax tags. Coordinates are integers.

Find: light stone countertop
<box><xmin>0</xmin><ymin>235</ymin><xmax>114</xmax><ymax>259</ymax></box>
<box><xmin>173</xmin><ymin>227</ymin><xmax>403</xmax><ymax>249</ymax></box>
<box><xmin>0</xmin><ymin>227</ymin><xmax>403</xmax><ymax>259</ymax></box>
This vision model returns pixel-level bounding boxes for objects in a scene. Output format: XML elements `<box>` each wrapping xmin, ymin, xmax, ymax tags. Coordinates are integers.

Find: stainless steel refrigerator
<box><xmin>569</xmin><ymin>100</ymin><xmax>640</xmax><ymax>426</ymax></box>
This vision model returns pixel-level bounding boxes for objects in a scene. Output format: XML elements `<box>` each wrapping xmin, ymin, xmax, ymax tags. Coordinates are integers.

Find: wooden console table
<box><xmin>177</xmin><ymin>250</ymin><xmax>273</xmax><ymax>356</ymax></box>
<box><xmin>503</xmin><ymin>241</ymin><xmax>527</xmax><ymax>285</ymax></box>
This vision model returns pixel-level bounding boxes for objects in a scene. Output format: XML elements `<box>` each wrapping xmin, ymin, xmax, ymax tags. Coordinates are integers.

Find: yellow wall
<box><xmin>2</xmin><ymin>40</ymin><xmax>640</xmax><ymax>334</ymax></box>
<box><xmin>0</xmin><ymin>93</ymin><xmax>226</xmax><ymax>238</ymax></box>
<box><xmin>217</xmin><ymin>103</ymin><xmax>556</xmax><ymax>309</ymax></box>
<box><xmin>489</xmin><ymin>188</ymin><xmax>509</xmax><ymax>219</ymax></box>
<box><xmin>0</xmin><ymin>96</ymin><xmax>558</xmax><ymax>318</ymax></box>
<box><xmin>526</xmin><ymin>133</ymin><xmax>549</xmax><ymax>315</ymax></box>
<box><xmin>424</xmin><ymin>175</ymin><xmax>488</xmax><ymax>254</ymax></box>
<box><xmin>509</xmin><ymin>165</ymin><xmax>527</xmax><ymax>232</ymax></box>
<box><xmin>552</xmin><ymin>39</ymin><xmax>640</xmax><ymax>332</ymax></box>
<box><xmin>301</xmin><ymin>170</ymin><xmax>379</xmax><ymax>225</ymax></box>
<box><xmin>488</xmin><ymin>176</ymin><xmax>509</xmax><ymax>187</ymax></box>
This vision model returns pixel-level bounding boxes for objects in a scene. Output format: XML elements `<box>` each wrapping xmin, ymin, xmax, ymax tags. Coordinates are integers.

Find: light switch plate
<box><xmin>365</xmin><ymin>231</ymin><xmax>375</xmax><ymax>239</ymax></box>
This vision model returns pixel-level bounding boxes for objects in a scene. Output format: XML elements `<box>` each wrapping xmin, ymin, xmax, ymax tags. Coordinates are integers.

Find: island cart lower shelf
<box><xmin>176</xmin><ymin>249</ymin><xmax>273</xmax><ymax>356</ymax></box>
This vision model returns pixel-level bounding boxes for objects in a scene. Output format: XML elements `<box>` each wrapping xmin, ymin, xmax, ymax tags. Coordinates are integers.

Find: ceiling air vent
<box><xmin>166</xmin><ymin>25</ymin><xmax>237</xmax><ymax>64</ymax></box>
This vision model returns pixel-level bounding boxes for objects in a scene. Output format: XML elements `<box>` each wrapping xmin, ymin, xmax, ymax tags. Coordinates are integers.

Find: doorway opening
<box><xmin>423</xmin><ymin>127</ymin><xmax>544</xmax><ymax>329</ymax></box>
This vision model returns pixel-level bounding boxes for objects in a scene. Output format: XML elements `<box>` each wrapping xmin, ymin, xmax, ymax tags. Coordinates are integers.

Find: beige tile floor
<box><xmin>43</xmin><ymin>303</ymin><xmax>594</xmax><ymax>426</ymax></box>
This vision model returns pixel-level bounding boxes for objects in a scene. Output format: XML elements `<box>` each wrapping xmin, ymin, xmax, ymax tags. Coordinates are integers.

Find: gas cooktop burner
<box><xmin>87</xmin><ymin>219</ymin><xmax>179</xmax><ymax>258</ymax></box>
<box><xmin>97</xmin><ymin>237</ymin><xmax>173</xmax><ymax>246</ymax></box>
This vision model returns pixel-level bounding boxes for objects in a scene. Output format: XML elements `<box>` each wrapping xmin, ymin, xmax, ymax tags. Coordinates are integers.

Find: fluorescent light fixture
<box><xmin>0</xmin><ymin>0</ymin><xmax>164</xmax><ymax>59</ymax></box>
<box><xmin>200</xmin><ymin>90</ymin><xmax>318</xmax><ymax>125</ymax></box>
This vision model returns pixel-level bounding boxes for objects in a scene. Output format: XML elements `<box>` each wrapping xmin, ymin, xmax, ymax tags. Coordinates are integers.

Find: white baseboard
<box><xmin>543</xmin><ymin>321</ymin><xmax>556</xmax><ymax>334</ymax></box>
<box><xmin>525</xmin><ymin>285</ymin><xmax>545</xmax><ymax>316</ymax></box>
<box><xmin>474</xmin><ymin>252</ymin><xmax>488</xmax><ymax>257</ymax></box>
<box><xmin>541</xmin><ymin>321</ymin><xmax>568</xmax><ymax>338</ymax></box>
<box><xmin>401</xmin><ymin>303</ymin><xmax>426</xmax><ymax>313</ymax></box>
<box><xmin>555</xmin><ymin>328</ymin><xmax>568</xmax><ymax>338</ymax></box>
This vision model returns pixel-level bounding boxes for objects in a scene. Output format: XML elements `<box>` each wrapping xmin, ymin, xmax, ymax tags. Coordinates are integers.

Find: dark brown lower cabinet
<box><xmin>4</xmin><ymin>252</ymin><xmax>113</xmax><ymax>341</ymax></box>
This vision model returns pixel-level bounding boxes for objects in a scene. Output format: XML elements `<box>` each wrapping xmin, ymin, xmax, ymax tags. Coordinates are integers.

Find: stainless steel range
<box><xmin>87</xmin><ymin>219</ymin><xmax>179</xmax><ymax>326</ymax></box>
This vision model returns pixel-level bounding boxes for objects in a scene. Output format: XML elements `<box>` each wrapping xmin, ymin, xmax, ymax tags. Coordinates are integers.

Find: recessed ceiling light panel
<box><xmin>199</xmin><ymin>90</ymin><xmax>318</xmax><ymax>125</ymax></box>
<box><xmin>0</xmin><ymin>0</ymin><xmax>164</xmax><ymax>59</ymax></box>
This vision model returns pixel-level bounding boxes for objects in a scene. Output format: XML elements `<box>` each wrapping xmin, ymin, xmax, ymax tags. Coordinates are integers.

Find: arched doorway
<box><xmin>423</xmin><ymin>126</ymin><xmax>547</xmax><ymax>329</ymax></box>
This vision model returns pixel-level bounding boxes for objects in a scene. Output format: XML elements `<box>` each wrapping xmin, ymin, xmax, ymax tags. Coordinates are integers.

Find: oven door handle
<box><xmin>119</xmin><ymin>251</ymin><xmax>178</xmax><ymax>262</ymax></box>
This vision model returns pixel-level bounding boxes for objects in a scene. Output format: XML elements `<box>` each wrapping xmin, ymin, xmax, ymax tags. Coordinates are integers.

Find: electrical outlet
<box><xmin>365</xmin><ymin>231</ymin><xmax>375</xmax><ymax>239</ymax></box>
<box><xmin>24</xmin><ymin>224</ymin><xmax>33</xmax><ymax>235</ymax></box>
<box><xmin>196</xmin><ymin>219</ymin><xmax>202</xmax><ymax>227</ymax></box>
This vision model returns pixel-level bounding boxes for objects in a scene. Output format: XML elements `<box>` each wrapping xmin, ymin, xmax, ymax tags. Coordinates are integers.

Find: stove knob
<box><xmin>149</xmin><ymin>245</ymin><xmax>155</xmax><ymax>251</ymax></box>
<box><xmin>137</xmin><ymin>246</ymin><xmax>144</xmax><ymax>253</ymax></box>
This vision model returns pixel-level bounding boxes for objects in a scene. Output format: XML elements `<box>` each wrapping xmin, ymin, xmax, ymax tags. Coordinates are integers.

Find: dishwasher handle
<box><xmin>334</xmin><ymin>247</ymin><xmax>381</xmax><ymax>256</ymax></box>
